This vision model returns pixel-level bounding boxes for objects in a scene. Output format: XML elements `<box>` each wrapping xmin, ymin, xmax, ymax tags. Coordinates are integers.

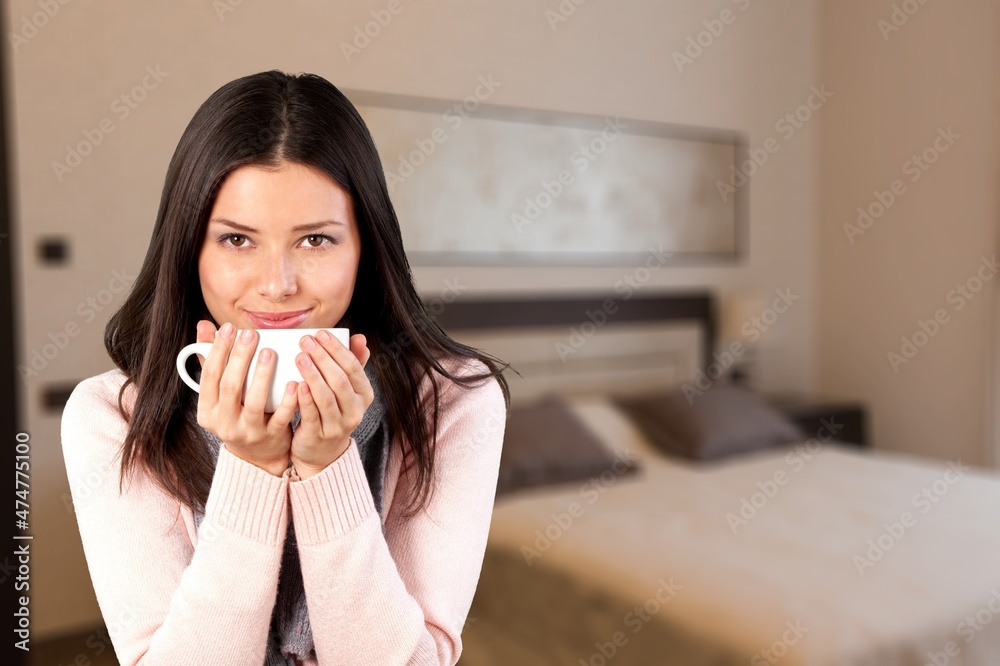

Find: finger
<box><xmin>351</xmin><ymin>334</ymin><xmax>371</xmax><ymax>369</ymax></box>
<box><xmin>309</xmin><ymin>331</ymin><xmax>372</xmax><ymax>401</ymax></box>
<box><xmin>243</xmin><ymin>346</ymin><xmax>276</xmax><ymax>425</ymax></box>
<box><xmin>218</xmin><ymin>328</ymin><xmax>258</xmax><ymax>419</ymax></box>
<box><xmin>196</xmin><ymin>319</ymin><xmax>217</xmax><ymax>343</ymax></box>
<box><xmin>300</xmin><ymin>335</ymin><xmax>354</xmax><ymax>406</ymax></box>
<box><xmin>296</xmin><ymin>380</ymin><xmax>323</xmax><ymax>431</ymax></box>
<box><xmin>297</xmin><ymin>349</ymin><xmax>342</xmax><ymax>426</ymax></box>
<box><xmin>199</xmin><ymin>322</ymin><xmax>236</xmax><ymax>408</ymax></box>
<box><xmin>267</xmin><ymin>380</ymin><xmax>299</xmax><ymax>433</ymax></box>
<box><xmin>195</xmin><ymin>320</ymin><xmax>218</xmax><ymax>366</ymax></box>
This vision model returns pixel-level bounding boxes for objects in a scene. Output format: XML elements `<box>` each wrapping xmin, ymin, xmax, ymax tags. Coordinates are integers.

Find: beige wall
<box><xmin>817</xmin><ymin>1</ymin><xmax>1000</xmax><ymax>468</ymax></box>
<box><xmin>7</xmin><ymin>0</ymin><xmax>821</xmax><ymax>638</ymax></box>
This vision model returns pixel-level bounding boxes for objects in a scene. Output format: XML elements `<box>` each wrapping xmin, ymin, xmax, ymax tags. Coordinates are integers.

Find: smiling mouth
<box><xmin>245</xmin><ymin>309</ymin><xmax>311</xmax><ymax>328</ymax></box>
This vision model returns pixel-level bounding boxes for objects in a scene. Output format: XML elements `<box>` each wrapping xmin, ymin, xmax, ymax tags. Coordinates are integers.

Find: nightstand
<box><xmin>763</xmin><ymin>393</ymin><xmax>870</xmax><ymax>448</ymax></box>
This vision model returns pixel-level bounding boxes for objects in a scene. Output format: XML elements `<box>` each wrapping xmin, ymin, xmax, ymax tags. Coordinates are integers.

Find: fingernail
<box><xmin>298</xmin><ymin>353</ymin><xmax>313</xmax><ymax>368</ymax></box>
<box><xmin>240</xmin><ymin>329</ymin><xmax>253</xmax><ymax>344</ymax></box>
<box><xmin>221</xmin><ymin>322</ymin><xmax>234</xmax><ymax>338</ymax></box>
<box><xmin>317</xmin><ymin>330</ymin><xmax>332</xmax><ymax>342</ymax></box>
<box><xmin>259</xmin><ymin>349</ymin><xmax>271</xmax><ymax>363</ymax></box>
<box><xmin>301</xmin><ymin>336</ymin><xmax>317</xmax><ymax>350</ymax></box>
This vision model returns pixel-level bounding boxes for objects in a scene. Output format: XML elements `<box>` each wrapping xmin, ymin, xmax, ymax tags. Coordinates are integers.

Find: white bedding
<box><xmin>459</xmin><ymin>397</ymin><xmax>1000</xmax><ymax>666</ymax></box>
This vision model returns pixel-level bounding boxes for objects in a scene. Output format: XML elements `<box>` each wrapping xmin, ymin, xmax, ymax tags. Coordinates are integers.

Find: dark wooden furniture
<box><xmin>427</xmin><ymin>291</ymin><xmax>870</xmax><ymax>449</ymax></box>
<box><xmin>764</xmin><ymin>393</ymin><xmax>870</xmax><ymax>448</ymax></box>
<box><xmin>430</xmin><ymin>291</ymin><xmax>717</xmax><ymax>373</ymax></box>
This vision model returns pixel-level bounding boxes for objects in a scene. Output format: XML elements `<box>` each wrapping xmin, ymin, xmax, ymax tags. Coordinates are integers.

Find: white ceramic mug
<box><xmin>175</xmin><ymin>327</ymin><xmax>350</xmax><ymax>413</ymax></box>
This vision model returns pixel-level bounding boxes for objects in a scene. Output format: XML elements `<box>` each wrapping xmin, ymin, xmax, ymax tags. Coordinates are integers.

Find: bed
<box><xmin>434</xmin><ymin>291</ymin><xmax>1000</xmax><ymax>666</ymax></box>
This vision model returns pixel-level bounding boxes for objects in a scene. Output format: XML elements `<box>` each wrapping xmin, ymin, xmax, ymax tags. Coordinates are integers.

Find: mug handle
<box><xmin>176</xmin><ymin>342</ymin><xmax>213</xmax><ymax>393</ymax></box>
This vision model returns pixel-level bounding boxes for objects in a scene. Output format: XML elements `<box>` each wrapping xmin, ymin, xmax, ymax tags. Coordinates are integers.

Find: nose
<box><xmin>256</xmin><ymin>252</ymin><xmax>299</xmax><ymax>301</ymax></box>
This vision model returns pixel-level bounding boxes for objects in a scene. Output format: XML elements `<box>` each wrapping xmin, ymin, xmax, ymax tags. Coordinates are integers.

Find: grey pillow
<box><xmin>497</xmin><ymin>395</ymin><xmax>639</xmax><ymax>497</ymax></box>
<box><xmin>613</xmin><ymin>381</ymin><xmax>805</xmax><ymax>461</ymax></box>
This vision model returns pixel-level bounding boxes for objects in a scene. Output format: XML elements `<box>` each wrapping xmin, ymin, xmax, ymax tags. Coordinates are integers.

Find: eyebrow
<box><xmin>208</xmin><ymin>218</ymin><xmax>345</xmax><ymax>233</ymax></box>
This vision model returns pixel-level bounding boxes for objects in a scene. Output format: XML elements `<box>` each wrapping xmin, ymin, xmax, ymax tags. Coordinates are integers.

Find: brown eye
<box><xmin>305</xmin><ymin>235</ymin><xmax>328</xmax><ymax>248</ymax></box>
<box><xmin>228</xmin><ymin>234</ymin><xmax>247</xmax><ymax>247</ymax></box>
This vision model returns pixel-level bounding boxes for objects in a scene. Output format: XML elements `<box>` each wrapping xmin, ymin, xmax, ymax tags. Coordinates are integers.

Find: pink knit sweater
<box><xmin>60</xmin><ymin>357</ymin><xmax>506</xmax><ymax>665</ymax></box>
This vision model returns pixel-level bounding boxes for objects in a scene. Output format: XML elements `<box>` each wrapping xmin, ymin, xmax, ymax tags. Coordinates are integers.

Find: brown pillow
<box><xmin>496</xmin><ymin>395</ymin><xmax>639</xmax><ymax>497</ymax></box>
<box><xmin>613</xmin><ymin>381</ymin><xmax>805</xmax><ymax>461</ymax></box>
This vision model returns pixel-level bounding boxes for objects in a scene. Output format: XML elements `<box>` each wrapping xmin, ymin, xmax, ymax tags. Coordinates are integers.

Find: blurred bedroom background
<box><xmin>2</xmin><ymin>0</ymin><xmax>999</xmax><ymax>664</ymax></box>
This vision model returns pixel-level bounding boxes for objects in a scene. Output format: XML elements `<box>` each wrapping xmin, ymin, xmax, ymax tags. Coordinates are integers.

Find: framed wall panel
<box><xmin>349</xmin><ymin>89</ymin><xmax>747</xmax><ymax>266</ymax></box>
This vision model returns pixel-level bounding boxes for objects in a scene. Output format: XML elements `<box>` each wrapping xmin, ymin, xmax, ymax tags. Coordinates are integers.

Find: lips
<box><xmin>245</xmin><ymin>309</ymin><xmax>311</xmax><ymax>329</ymax></box>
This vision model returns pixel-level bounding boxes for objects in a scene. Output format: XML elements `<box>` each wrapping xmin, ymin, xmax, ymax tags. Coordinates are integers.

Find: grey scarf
<box><xmin>191</xmin><ymin>362</ymin><xmax>390</xmax><ymax>665</ymax></box>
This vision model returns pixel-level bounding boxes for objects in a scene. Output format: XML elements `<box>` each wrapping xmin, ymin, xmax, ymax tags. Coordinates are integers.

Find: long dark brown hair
<box><xmin>105</xmin><ymin>70</ymin><xmax>511</xmax><ymax>519</ymax></box>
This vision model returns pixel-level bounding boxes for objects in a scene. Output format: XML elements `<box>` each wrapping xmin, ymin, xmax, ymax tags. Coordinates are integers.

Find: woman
<box><xmin>60</xmin><ymin>70</ymin><xmax>511</xmax><ymax>666</ymax></box>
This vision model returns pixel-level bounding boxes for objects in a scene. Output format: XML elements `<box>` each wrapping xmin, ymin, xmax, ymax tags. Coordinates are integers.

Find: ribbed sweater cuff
<box><xmin>204</xmin><ymin>445</ymin><xmax>290</xmax><ymax>545</ymax></box>
<box><xmin>288</xmin><ymin>438</ymin><xmax>376</xmax><ymax>544</ymax></box>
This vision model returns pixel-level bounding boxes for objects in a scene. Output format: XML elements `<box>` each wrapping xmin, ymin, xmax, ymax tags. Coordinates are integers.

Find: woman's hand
<box><xmin>194</xmin><ymin>320</ymin><xmax>297</xmax><ymax>477</ymax></box>
<box><xmin>290</xmin><ymin>330</ymin><xmax>374</xmax><ymax>480</ymax></box>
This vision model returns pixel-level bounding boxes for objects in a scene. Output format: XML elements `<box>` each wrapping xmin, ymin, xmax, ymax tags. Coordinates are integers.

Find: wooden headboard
<box><xmin>428</xmin><ymin>291</ymin><xmax>717</xmax><ymax>404</ymax></box>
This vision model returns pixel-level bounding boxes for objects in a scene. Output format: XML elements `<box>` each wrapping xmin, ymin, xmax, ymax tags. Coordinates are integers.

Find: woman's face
<box><xmin>198</xmin><ymin>160</ymin><xmax>361</xmax><ymax>330</ymax></box>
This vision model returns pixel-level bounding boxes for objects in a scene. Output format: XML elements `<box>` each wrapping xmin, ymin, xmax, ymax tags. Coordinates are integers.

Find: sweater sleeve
<box><xmin>287</xmin><ymin>359</ymin><xmax>507</xmax><ymax>665</ymax></box>
<box><xmin>60</xmin><ymin>371</ymin><xmax>291</xmax><ymax>665</ymax></box>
